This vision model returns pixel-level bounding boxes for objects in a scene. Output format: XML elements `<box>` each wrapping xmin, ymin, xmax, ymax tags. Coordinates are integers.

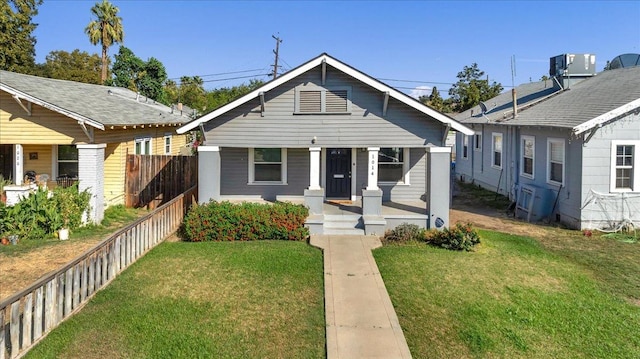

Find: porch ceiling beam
<box><xmin>382</xmin><ymin>91</ymin><xmax>389</xmax><ymax>116</ymax></box>
<box><xmin>78</xmin><ymin>121</ymin><xmax>95</xmax><ymax>143</ymax></box>
<box><xmin>259</xmin><ymin>91</ymin><xmax>265</xmax><ymax>117</ymax></box>
<box><xmin>321</xmin><ymin>59</ymin><xmax>326</xmax><ymax>85</ymax></box>
<box><xmin>11</xmin><ymin>94</ymin><xmax>31</xmax><ymax>116</ymax></box>
<box><xmin>441</xmin><ymin>123</ymin><xmax>451</xmax><ymax>145</ymax></box>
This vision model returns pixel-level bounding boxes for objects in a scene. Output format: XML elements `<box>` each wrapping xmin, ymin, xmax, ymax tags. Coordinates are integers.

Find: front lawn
<box><xmin>374</xmin><ymin>230</ymin><xmax>640</xmax><ymax>358</ymax></box>
<box><xmin>25</xmin><ymin>240</ymin><xmax>325</xmax><ymax>359</ymax></box>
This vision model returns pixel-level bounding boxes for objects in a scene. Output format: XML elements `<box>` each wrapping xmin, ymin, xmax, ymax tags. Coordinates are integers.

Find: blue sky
<box><xmin>33</xmin><ymin>1</ymin><xmax>640</xmax><ymax>97</ymax></box>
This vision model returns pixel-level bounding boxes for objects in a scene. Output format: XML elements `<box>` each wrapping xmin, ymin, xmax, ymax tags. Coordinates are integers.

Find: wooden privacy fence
<box><xmin>0</xmin><ymin>185</ymin><xmax>197</xmax><ymax>359</ymax></box>
<box><xmin>125</xmin><ymin>154</ymin><xmax>198</xmax><ymax>209</ymax></box>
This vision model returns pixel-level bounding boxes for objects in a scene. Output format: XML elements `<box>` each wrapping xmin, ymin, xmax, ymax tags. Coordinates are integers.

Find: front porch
<box><xmin>305</xmin><ymin>199</ymin><xmax>429</xmax><ymax>236</ymax></box>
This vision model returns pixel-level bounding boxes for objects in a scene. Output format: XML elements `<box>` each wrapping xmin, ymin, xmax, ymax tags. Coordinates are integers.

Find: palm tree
<box><xmin>85</xmin><ymin>0</ymin><xmax>124</xmax><ymax>83</ymax></box>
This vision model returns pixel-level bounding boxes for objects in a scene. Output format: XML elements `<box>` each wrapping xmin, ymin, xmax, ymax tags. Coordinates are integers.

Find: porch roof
<box><xmin>177</xmin><ymin>53</ymin><xmax>474</xmax><ymax>136</ymax></box>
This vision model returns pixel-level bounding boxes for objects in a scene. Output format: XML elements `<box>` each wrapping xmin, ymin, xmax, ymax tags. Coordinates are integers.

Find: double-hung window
<box><xmin>295</xmin><ymin>85</ymin><xmax>351</xmax><ymax>114</ymax></box>
<box><xmin>378</xmin><ymin>147</ymin><xmax>410</xmax><ymax>184</ymax></box>
<box><xmin>462</xmin><ymin>136</ymin><xmax>469</xmax><ymax>159</ymax></box>
<box><xmin>474</xmin><ymin>133</ymin><xmax>482</xmax><ymax>151</ymax></box>
<box><xmin>611</xmin><ymin>141</ymin><xmax>639</xmax><ymax>192</ymax></box>
<box><xmin>521</xmin><ymin>135</ymin><xmax>535</xmax><ymax>179</ymax></box>
<box><xmin>547</xmin><ymin>138</ymin><xmax>565</xmax><ymax>185</ymax></box>
<box><xmin>249</xmin><ymin>148</ymin><xmax>287</xmax><ymax>184</ymax></box>
<box><xmin>492</xmin><ymin>133</ymin><xmax>503</xmax><ymax>169</ymax></box>
<box><xmin>163</xmin><ymin>134</ymin><xmax>172</xmax><ymax>155</ymax></box>
<box><xmin>57</xmin><ymin>145</ymin><xmax>78</xmax><ymax>178</ymax></box>
<box><xmin>135</xmin><ymin>136</ymin><xmax>152</xmax><ymax>155</ymax></box>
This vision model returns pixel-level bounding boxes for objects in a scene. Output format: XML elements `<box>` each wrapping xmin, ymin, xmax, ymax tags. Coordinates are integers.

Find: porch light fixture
<box><xmin>311</xmin><ymin>136</ymin><xmax>317</xmax><ymax>144</ymax></box>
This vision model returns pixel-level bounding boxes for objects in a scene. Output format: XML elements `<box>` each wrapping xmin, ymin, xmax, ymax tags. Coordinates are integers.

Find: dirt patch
<box><xmin>0</xmin><ymin>238</ymin><xmax>103</xmax><ymax>301</ymax></box>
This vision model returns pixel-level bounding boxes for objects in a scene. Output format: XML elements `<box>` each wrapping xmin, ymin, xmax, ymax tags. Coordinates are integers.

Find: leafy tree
<box><xmin>205</xmin><ymin>79</ymin><xmax>264</xmax><ymax>110</ymax></box>
<box><xmin>85</xmin><ymin>0</ymin><xmax>124</xmax><ymax>83</ymax></box>
<box><xmin>419</xmin><ymin>86</ymin><xmax>452</xmax><ymax>113</ymax></box>
<box><xmin>167</xmin><ymin>76</ymin><xmax>207</xmax><ymax>112</ymax></box>
<box><xmin>109</xmin><ymin>46</ymin><xmax>168</xmax><ymax>103</ymax></box>
<box><xmin>448</xmin><ymin>63</ymin><xmax>503</xmax><ymax>112</ymax></box>
<box><xmin>37</xmin><ymin>49</ymin><xmax>102</xmax><ymax>84</ymax></box>
<box><xmin>0</xmin><ymin>0</ymin><xmax>42</xmax><ymax>73</ymax></box>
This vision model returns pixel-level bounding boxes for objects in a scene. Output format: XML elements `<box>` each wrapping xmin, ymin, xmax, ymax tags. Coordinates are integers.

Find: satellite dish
<box><xmin>479</xmin><ymin>102</ymin><xmax>488</xmax><ymax>114</ymax></box>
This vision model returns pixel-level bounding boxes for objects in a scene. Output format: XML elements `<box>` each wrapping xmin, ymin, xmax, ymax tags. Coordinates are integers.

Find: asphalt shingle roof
<box><xmin>0</xmin><ymin>70</ymin><xmax>191</xmax><ymax>127</ymax></box>
<box><xmin>454</xmin><ymin>66</ymin><xmax>640</xmax><ymax>129</ymax></box>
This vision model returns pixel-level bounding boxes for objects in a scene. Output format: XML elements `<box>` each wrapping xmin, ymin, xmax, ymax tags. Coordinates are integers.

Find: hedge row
<box><xmin>182</xmin><ymin>201</ymin><xmax>309</xmax><ymax>242</ymax></box>
<box><xmin>383</xmin><ymin>222</ymin><xmax>481</xmax><ymax>251</ymax></box>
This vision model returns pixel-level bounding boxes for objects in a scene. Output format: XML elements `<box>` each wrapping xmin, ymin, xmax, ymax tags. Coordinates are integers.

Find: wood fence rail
<box><xmin>0</xmin><ymin>185</ymin><xmax>198</xmax><ymax>359</ymax></box>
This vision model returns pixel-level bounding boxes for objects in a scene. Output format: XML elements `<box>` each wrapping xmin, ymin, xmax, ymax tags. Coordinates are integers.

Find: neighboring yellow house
<box><xmin>0</xmin><ymin>70</ymin><xmax>193</xmax><ymax>222</ymax></box>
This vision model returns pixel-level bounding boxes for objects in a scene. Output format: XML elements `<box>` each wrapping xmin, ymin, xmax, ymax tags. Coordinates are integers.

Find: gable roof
<box><xmin>177</xmin><ymin>53</ymin><xmax>474</xmax><ymax>135</ymax></box>
<box><xmin>0</xmin><ymin>70</ymin><xmax>191</xmax><ymax>130</ymax></box>
<box><xmin>454</xmin><ymin>66</ymin><xmax>640</xmax><ymax>136</ymax></box>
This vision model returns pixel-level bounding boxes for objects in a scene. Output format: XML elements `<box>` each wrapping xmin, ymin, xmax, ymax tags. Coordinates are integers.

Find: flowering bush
<box><xmin>182</xmin><ymin>201</ymin><xmax>309</xmax><ymax>242</ymax></box>
<box><xmin>425</xmin><ymin>222</ymin><xmax>481</xmax><ymax>251</ymax></box>
<box><xmin>383</xmin><ymin>223</ymin><xmax>426</xmax><ymax>243</ymax></box>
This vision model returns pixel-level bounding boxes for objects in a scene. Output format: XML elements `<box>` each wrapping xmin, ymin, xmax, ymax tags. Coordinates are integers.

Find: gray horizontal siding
<box><xmin>203</xmin><ymin>65</ymin><xmax>445</xmax><ymax>148</ymax></box>
<box><xmin>220</xmin><ymin>147</ymin><xmax>309</xmax><ymax>200</ymax></box>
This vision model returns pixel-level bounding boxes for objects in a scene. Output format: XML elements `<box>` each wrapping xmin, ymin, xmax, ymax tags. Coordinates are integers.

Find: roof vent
<box><xmin>608</xmin><ymin>53</ymin><xmax>640</xmax><ymax>69</ymax></box>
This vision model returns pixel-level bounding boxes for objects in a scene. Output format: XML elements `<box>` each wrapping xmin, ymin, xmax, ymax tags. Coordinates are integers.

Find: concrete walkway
<box><xmin>310</xmin><ymin>235</ymin><xmax>412</xmax><ymax>359</ymax></box>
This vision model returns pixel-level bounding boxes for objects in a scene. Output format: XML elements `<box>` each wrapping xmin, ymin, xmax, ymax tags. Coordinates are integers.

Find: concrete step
<box><xmin>322</xmin><ymin>228</ymin><xmax>366</xmax><ymax>235</ymax></box>
<box><xmin>323</xmin><ymin>214</ymin><xmax>361</xmax><ymax>221</ymax></box>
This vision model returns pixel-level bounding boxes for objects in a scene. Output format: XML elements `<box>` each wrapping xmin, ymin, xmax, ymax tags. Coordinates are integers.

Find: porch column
<box><xmin>308</xmin><ymin>147</ymin><xmax>321</xmax><ymax>190</ymax></box>
<box><xmin>425</xmin><ymin>146</ymin><xmax>451</xmax><ymax>230</ymax></box>
<box><xmin>77</xmin><ymin>144</ymin><xmax>106</xmax><ymax>224</ymax></box>
<box><xmin>198</xmin><ymin>145</ymin><xmax>221</xmax><ymax>203</ymax></box>
<box><xmin>304</xmin><ymin>147</ymin><xmax>324</xmax><ymax>216</ymax></box>
<box><xmin>14</xmin><ymin>144</ymin><xmax>23</xmax><ymax>185</ymax></box>
<box><xmin>366</xmin><ymin>147</ymin><xmax>379</xmax><ymax>190</ymax></box>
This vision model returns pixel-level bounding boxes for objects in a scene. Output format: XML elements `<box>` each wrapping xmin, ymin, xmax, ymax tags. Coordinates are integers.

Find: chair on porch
<box><xmin>56</xmin><ymin>175</ymin><xmax>78</xmax><ymax>188</ymax></box>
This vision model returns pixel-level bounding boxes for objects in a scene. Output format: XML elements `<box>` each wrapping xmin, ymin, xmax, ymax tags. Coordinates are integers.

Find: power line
<box><xmin>200</xmin><ymin>74</ymin><xmax>271</xmax><ymax>83</ymax></box>
<box><xmin>168</xmin><ymin>69</ymin><xmax>265</xmax><ymax>81</ymax></box>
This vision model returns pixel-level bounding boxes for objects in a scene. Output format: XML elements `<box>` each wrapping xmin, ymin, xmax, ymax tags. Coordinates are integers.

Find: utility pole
<box><xmin>272</xmin><ymin>34</ymin><xmax>282</xmax><ymax>79</ymax></box>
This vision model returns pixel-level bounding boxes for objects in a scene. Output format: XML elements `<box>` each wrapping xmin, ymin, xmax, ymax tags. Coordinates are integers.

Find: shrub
<box><xmin>182</xmin><ymin>201</ymin><xmax>309</xmax><ymax>242</ymax></box>
<box><xmin>383</xmin><ymin>223</ymin><xmax>426</xmax><ymax>243</ymax></box>
<box><xmin>425</xmin><ymin>222</ymin><xmax>481</xmax><ymax>251</ymax></box>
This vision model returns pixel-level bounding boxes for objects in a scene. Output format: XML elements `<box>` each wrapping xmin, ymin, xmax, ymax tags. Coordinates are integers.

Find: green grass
<box><xmin>25</xmin><ymin>240</ymin><xmax>325</xmax><ymax>359</ymax></box>
<box><xmin>374</xmin><ymin>230</ymin><xmax>640</xmax><ymax>358</ymax></box>
<box><xmin>0</xmin><ymin>205</ymin><xmax>146</xmax><ymax>256</ymax></box>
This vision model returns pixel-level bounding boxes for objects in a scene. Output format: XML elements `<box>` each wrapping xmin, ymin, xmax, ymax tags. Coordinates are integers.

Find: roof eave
<box><xmin>573</xmin><ymin>97</ymin><xmax>640</xmax><ymax>135</ymax></box>
<box><xmin>178</xmin><ymin>54</ymin><xmax>474</xmax><ymax>136</ymax></box>
<box><xmin>0</xmin><ymin>83</ymin><xmax>106</xmax><ymax>131</ymax></box>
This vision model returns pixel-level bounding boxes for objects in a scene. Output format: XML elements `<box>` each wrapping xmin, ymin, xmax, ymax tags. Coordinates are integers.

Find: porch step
<box><xmin>322</xmin><ymin>214</ymin><xmax>365</xmax><ymax>235</ymax></box>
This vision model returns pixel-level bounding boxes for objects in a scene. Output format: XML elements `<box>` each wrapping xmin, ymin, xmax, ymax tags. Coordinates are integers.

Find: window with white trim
<box><xmin>492</xmin><ymin>133</ymin><xmax>503</xmax><ymax>169</ymax></box>
<box><xmin>474</xmin><ymin>133</ymin><xmax>482</xmax><ymax>151</ymax></box>
<box><xmin>521</xmin><ymin>135</ymin><xmax>535</xmax><ymax>178</ymax></box>
<box><xmin>135</xmin><ymin>137</ymin><xmax>152</xmax><ymax>155</ymax></box>
<box><xmin>462</xmin><ymin>136</ymin><xmax>469</xmax><ymax>159</ymax></box>
<box><xmin>547</xmin><ymin>138</ymin><xmax>564</xmax><ymax>185</ymax></box>
<box><xmin>163</xmin><ymin>134</ymin><xmax>172</xmax><ymax>155</ymax></box>
<box><xmin>57</xmin><ymin>145</ymin><xmax>78</xmax><ymax>178</ymax></box>
<box><xmin>378</xmin><ymin>147</ymin><xmax>410</xmax><ymax>184</ymax></box>
<box><xmin>249</xmin><ymin>148</ymin><xmax>287</xmax><ymax>184</ymax></box>
<box><xmin>611</xmin><ymin>141</ymin><xmax>640</xmax><ymax>192</ymax></box>
<box><xmin>295</xmin><ymin>86</ymin><xmax>351</xmax><ymax>114</ymax></box>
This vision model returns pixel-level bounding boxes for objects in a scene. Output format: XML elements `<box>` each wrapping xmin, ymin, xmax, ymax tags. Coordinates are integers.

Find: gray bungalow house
<box><xmin>178</xmin><ymin>53</ymin><xmax>474</xmax><ymax>234</ymax></box>
<box><xmin>454</xmin><ymin>54</ymin><xmax>640</xmax><ymax>230</ymax></box>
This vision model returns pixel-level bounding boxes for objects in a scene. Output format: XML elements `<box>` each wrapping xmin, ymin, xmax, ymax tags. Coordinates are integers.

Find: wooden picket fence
<box><xmin>0</xmin><ymin>185</ymin><xmax>197</xmax><ymax>359</ymax></box>
<box><xmin>125</xmin><ymin>154</ymin><xmax>198</xmax><ymax>209</ymax></box>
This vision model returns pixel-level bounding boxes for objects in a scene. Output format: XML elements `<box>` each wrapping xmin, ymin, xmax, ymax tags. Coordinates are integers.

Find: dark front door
<box><xmin>0</xmin><ymin>145</ymin><xmax>12</xmax><ymax>180</ymax></box>
<box><xmin>326</xmin><ymin>148</ymin><xmax>351</xmax><ymax>199</ymax></box>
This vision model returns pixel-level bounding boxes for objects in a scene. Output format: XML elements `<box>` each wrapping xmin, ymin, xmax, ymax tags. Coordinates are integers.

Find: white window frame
<box><xmin>55</xmin><ymin>145</ymin><xmax>79</xmax><ymax>179</ymax></box>
<box><xmin>610</xmin><ymin>140</ymin><xmax>640</xmax><ymax>192</ymax></box>
<box><xmin>378</xmin><ymin>147</ymin><xmax>410</xmax><ymax>185</ymax></box>
<box><xmin>248</xmin><ymin>148</ymin><xmax>288</xmax><ymax>185</ymax></box>
<box><xmin>474</xmin><ymin>133</ymin><xmax>482</xmax><ymax>151</ymax></box>
<box><xmin>521</xmin><ymin>135</ymin><xmax>535</xmax><ymax>179</ymax></box>
<box><xmin>163</xmin><ymin>133</ymin><xmax>172</xmax><ymax>155</ymax></box>
<box><xmin>462</xmin><ymin>135</ymin><xmax>469</xmax><ymax>160</ymax></box>
<box><xmin>294</xmin><ymin>85</ymin><xmax>352</xmax><ymax>114</ymax></box>
<box><xmin>134</xmin><ymin>136</ymin><xmax>152</xmax><ymax>155</ymax></box>
<box><xmin>491</xmin><ymin>133</ymin><xmax>503</xmax><ymax>169</ymax></box>
<box><xmin>547</xmin><ymin>138</ymin><xmax>565</xmax><ymax>186</ymax></box>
